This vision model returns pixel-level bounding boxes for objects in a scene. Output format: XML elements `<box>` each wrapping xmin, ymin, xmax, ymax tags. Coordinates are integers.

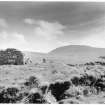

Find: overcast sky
<box><xmin>0</xmin><ymin>2</ymin><xmax>105</xmax><ymax>52</ymax></box>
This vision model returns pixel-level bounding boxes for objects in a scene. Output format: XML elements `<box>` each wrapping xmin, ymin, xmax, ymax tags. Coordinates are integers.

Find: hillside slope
<box><xmin>50</xmin><ymin>45</ymin><xmax>105</xmax><ymax>55</ymax></box>
<box><xmin>49</xmin><ymin>45</ymin><xmax>105</xmax><ymax>64</ymax></box>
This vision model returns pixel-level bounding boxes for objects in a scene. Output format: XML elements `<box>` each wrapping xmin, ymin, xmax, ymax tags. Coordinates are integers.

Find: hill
<box><xmin>48</xmin><ymin>45</ymin><xmax>105</xmax><ymax>64</ymax></box>
<box><xmin>49</xmin><ymin>45</ymin><xmax>105</xmax><ymax>55</ymax></box>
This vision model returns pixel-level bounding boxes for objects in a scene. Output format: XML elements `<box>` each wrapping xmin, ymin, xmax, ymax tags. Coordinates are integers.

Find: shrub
<box><xmin>49</xmin><ymin>81</ymin><xmax>71</xmax><ymax>101</ymax></box>
<box><xmin>83</xmin><ymin>89</ymin><xmax>89</xmax><ymax>96</ymax></box>
<box><xmin>24</xmin><ymin>76</ymin><xmax>40</xmax><ymax>89</ymax></box>
<box><xmin>71</xmin><ymin>76</ymin><xmax>80</xmax><ymax>86</ymax></box>
<box><xmin>23</xmin><ymin>92</ymin><xmax>46</xmax><ymax>103</ymax></box>
<box><xmin>0</xmin><ymin>87</ymin><xmax>20</xmax><ymax>103</ymax></box>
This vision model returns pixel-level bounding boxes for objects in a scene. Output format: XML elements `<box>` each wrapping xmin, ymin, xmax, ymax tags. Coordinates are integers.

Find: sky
<box><xmin>0</xmin><ymin>2</ymin><xmax>105</xmax><ymax>53</ymax></box>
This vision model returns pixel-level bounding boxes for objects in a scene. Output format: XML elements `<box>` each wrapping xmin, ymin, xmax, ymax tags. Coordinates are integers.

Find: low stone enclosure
<box><xmin>0</xmin><ymin>71</ymin><xmax>105</xmax><ymax>104</ymax></box>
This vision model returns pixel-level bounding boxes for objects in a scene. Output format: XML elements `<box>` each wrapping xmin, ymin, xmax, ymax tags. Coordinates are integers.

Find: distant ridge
<box><xmin>49</xmin><ymin>45</ymin><xmax>105</xmax><ymax>55</ymax></box>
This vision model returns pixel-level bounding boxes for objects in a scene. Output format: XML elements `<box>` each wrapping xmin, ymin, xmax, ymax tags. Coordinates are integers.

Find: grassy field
<box><xmin>0</xmin><ymin>59</ymin><xmax>105</xmax><ymax>103</ymax></box>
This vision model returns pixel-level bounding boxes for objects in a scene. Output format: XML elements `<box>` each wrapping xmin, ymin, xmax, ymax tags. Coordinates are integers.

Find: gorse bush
<box><xmin>0</xmin><ymin>48</ymin><xmax>24</xmax><ymax>65</ymax></box>
<box><xmin>24</xmin><ymin>76</ymin><xmax>40</xmax><ymax>89</ymax></box>
<box><xmin>0</xmin><ymin>87</ymin><xmax>20</xmax><ymax>103</ymax></box>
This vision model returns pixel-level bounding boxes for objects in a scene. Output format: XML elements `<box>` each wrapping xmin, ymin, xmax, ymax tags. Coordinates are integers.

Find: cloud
<box><xmin>22</xmin><ymin>18</ymin><xmax>105</xmax><ymax>52</ymax></box>
<box><xmin>34</xmin><ymin>20</ymin><xmax>66</xmax><ymax>40</ymax></box>
<box><xmin>23</xmin><ymin>19</ymin><xmax>68</xmax><ymax>52</ymax></box>
<box><xmin>0</xmin><ymin>18</ymin><xmax>68</xmax><ymax>52</ymax></box>
<box><xmin>0</xmin><ymin>18</ymin><xmax>8</xmax><ymax>28</ymax></box>
<box><xmin>24</xmin><ymin>18</ymin><xmax>36</xmax><ymax>25</ymax></box>
<box><xmin>79</xmin><ymin>28</ymin><xmax>105</xmax><ymax>48</ymax></box>
<box><xmin>0</xmin><ymin>31</ymin><xmax>28</xmax><ymax>50</ymax></box>
<box><xmin>31</xmin><ymin>20</ymin><xmax>68</xmax><ymax>52</ymax></box>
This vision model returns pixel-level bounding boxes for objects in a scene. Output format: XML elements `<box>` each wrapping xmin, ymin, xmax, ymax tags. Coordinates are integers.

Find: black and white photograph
<box><xmin>0</xmin><ymin>1</ymin><xmax>105</xmax><ymax>104</ymax></box>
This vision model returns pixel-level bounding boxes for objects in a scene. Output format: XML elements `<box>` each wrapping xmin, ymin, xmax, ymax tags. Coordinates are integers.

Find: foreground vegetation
<box><xmin>0</xmin><ymin>59</ymin><xmax>105</xmax><ymax>103</ymax></box>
